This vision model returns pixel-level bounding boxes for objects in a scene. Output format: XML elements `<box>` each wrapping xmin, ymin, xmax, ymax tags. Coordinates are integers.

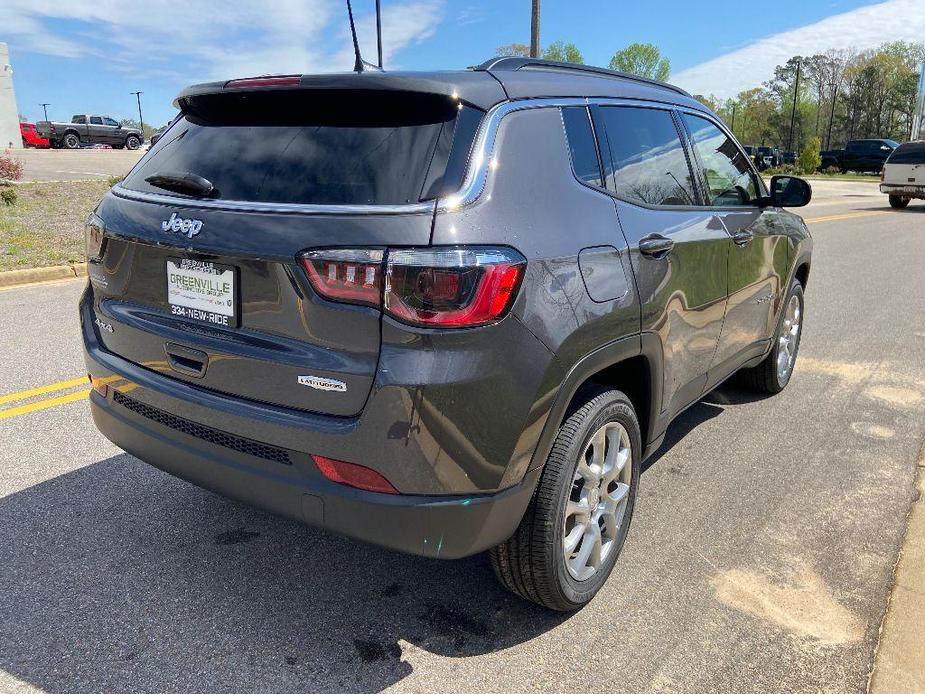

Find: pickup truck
<box><xmin>35</xmin><ymin>115</ymin><xmax>143</xmax><ymax>150</ymax></box>
<box><xmin>819</xmin><ymin>138</ymin><xmax>899</xmax><ymax>174</ymax></box>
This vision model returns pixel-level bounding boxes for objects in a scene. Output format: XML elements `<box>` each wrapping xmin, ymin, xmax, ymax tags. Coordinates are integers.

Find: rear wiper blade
<box><xmin>144</xmin><ymin>172</ymin><xmax>216</xmax><ymax>198</ymax></box>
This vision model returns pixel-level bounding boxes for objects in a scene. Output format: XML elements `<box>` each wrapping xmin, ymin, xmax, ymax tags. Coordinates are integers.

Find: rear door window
<box><xmin>561</xmin><ymin>106</ymin><xmax>604</xmax><ymax>189</ymax></box>
<box><xmin>122</xmin><ymin>90</ymin><xmax>482</xmax><ymax>205</ymax></box>
<box><xmin>888</xmin><ymin>142</ymin><xmax>925</xmax><ymax>164</ymax></box>
<box><xmin>593</xmin><ymin>106</ymin><xmax>698</xmax><ymax>206</ymax></box>
<box><xmin>681</xmin><ymin>113</ymin><xmax>759</xmax><ymax>207</ymax></box>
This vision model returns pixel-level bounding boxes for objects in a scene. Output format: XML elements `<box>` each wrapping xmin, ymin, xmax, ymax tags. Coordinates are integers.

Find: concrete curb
<box><xmin>0</xmin><ymin>263</ymin><xmax>87</xmax><ymax>288</ymax></box>
<box><xmin>869</xmin><ymin>444</ymin><xmax>925</xmax><ymax>693</ymax></box>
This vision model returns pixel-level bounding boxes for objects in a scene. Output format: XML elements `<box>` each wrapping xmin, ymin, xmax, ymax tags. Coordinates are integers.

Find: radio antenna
<box><xmin>346</xmin><ymin>0</ymin><xmax>364</xmax><ymax>73</ymax></box>
<box><xmin>345</xmin><ymin>0</ymin><xmax>384</xmax><ymax>72</ymax></box>
<box><xmin>376</xmin><ymin>0</ymin><xmax>383</xmax><ymax>68</ymax></box>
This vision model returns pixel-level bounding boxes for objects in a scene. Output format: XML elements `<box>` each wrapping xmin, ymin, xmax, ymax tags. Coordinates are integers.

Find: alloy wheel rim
<box><xmin>563</xmin><ymin>421</ymin><xmax>632</xmax><ymax>582</ymax></box>
<box><xmin>777</xmin><ymin>294</ymin><xmax>801</xmax><ymax>383</ymax></box>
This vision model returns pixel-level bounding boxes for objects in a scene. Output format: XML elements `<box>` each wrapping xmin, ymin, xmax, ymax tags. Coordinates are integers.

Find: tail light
<box><xmin>312</xmin><ymin>455</ymin><xmax>398</xmax><ymax>494</ymax></box>
<box><xmin>85</xmin><ymin>212</ymin><xmax>106</xmax><ymax>261</ymax></box>
<box><xmin>299</xmin><ymin>247</ymin><xmax>525</xmax><ymax>328</ymax></box>
<box><xmin>301</xmin><ymin>249</ymin><xmax>383</xmax><ymax>306</ymax></box>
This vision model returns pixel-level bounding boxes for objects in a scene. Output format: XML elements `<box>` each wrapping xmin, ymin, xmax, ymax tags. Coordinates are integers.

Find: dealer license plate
<box><xmin>166</xmin><ymin>258</ymin><xmax>237</xmax><ymax>327</ymax></box>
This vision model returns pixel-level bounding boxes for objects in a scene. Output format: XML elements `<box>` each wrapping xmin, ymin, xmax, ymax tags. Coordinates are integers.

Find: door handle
<box><xmin>638</xmin><ymin>235</ymin><xmax>675</xmax><ymax>257</ymax></box>
<box><xmin>731</xmin><ymin>229</ymin><xmax>753</xmax><ymax>246</ymax></box>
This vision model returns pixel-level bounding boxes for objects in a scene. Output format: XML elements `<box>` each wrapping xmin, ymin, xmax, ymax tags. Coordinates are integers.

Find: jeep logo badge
<box><xmin>161</xmin><ymin>212</ymin><xmax>203</xmax><ymax>239</ymax></box>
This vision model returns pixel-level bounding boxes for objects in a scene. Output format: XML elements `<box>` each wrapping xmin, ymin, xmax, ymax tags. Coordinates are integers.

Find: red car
<box><xmin>20</xmin><ymin>122</ymin><xmax>50</xmax><ymax>148</ymax></box>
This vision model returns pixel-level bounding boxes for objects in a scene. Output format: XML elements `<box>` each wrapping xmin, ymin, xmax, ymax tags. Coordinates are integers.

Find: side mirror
<box><xmin>769</xmin><ymin>175</ymin><xmax>812</xmax><ymax>208</ymax></box>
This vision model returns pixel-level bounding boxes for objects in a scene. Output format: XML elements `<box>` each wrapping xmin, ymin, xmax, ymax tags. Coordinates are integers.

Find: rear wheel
<box><xmin>739</xmin><ymin>279</ymin><xmax>804</xmax><ymax>394</ymax></box>
<box><xmin>489</xmin><ymin>387</ymin><xmax>641</xmax><ymax>610</ymax></box>
<box><xmin>62</xmin><ymin>133</ymin><xmax>80</xmax><ymax>149</ymax></box>
<box><xmin>125</xmin><ymin>135</ymin><xmax>141</xmax><ymax>150</ymax></box>
<box><xmin>889</xmin><ymin>195</ymin><xmax>910</xmax><ymax>209</ymax></box>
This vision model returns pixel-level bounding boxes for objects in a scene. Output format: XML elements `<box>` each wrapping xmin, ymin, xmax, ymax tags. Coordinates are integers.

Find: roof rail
<box><xmin>473</xmin><ymin>57</ymin><xmax>690</xmax><ymax>97</ymax></box>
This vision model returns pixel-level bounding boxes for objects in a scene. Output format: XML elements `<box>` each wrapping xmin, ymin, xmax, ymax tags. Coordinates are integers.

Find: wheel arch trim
<box><xmin>524</xmin><ymin>333</ymin><xmax>664</xmax><ymax>477</ymax></box>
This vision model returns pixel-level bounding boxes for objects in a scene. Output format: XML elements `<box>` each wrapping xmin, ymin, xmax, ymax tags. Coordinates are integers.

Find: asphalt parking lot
<box><xmin>1</xmin><ymin>180</ymin><xmax>923</xmax><ymax>693</ymax></box>
<box><xmin>13</xmin><ymin>148</ymin><xmax>145</xmax><ymax>182</ymax></box>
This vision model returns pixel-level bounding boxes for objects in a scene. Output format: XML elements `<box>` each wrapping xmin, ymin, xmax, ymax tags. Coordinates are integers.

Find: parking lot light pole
<box><xmin>130</xmin><ymin>91</ymin><xmax>144</xmax><ymax>138</ymax></box>
<box><xmin>40</xmin><ymin>103</ymin><xmax>50</xmax><ymax>122</ymax></box>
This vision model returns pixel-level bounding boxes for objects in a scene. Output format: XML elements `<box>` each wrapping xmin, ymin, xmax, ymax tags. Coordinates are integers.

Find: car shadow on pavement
<box><xmin>641</xmin><ymin>380</ymin><xmax>767</xmax><ymax>473</ymax></box>
<box><xmin>0</xmin><ymin>455</ymin><xmax>568</xmax><ymax>693</ymax></box>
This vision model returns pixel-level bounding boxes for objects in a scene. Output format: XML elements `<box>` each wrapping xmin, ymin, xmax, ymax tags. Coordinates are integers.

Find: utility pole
<box><xmin>787</xmin><ymin>60</ymin><xmax>801</xmax><ymax>152</ymax></box>
<box><xmin>826</xmin><ymin>82</ymin><xmax>838</xmax><ymax>150</ymax></box>
<box><xmin>40</xmin><ymin>103</ymin><xmax>50</xmax><ymax>122</ymax></box>
<box><xmin>730</xmin><ymin>102</ymin><xmax>737</xmax><ymax>137</ymax></box>
<box><xmin>530</xmin><ymin>0</ymin><xmax>540</xmax><ymax>58</ymax></box>
<box><xmin>130</xmin><ymin>91</ymin><xmax>144</xmax><ymax>137</ymax></box>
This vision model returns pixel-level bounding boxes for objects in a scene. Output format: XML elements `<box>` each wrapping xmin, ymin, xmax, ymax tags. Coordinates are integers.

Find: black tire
<box><xmin>62</xmin><ymin>132</ymin><xmax>80</xmax><ymax>149</ymax></box>
<box><xmin>125</xmin><ymin>135</ymin><xmax>141</xmax><ymax>150</ymax></box>
<box><xmin>489</xmin><ymin>387</ymin><xmax>641</xmax><ymax>611</ymax></box>
<box><xmin>889</xmin><ymin>195</ymin><xmax>910</xmax><ymax>209</ymax></box>
<box><xmin>739</xmin><ymin>279</ymin><xmax>805</xmax><ymax>394</ymax></box>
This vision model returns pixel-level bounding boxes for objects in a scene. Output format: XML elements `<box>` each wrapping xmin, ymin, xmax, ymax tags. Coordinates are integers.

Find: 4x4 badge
<box><xmin>161</xmin><ymin>213</ymin><xmax>203</xmax><ymax>239</ymax></box>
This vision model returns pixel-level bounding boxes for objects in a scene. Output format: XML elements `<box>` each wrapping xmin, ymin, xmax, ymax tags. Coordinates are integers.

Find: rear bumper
<box><xmin>80</xmin><ymin>286</ymin><xmax>548</xmax><ymax>558</ymax></box>
<box><xmin>89</xmin><ymin>390</ymin><xmax>539</xmax><ymax>558</ymax></box>
<box><xmin>881</xmin><ymin>183</ymin><xmax>925</xmax><ymax>199</ymax></box>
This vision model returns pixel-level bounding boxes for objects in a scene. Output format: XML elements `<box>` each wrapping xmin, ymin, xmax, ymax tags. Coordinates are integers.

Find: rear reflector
<box><xmin>88</xmin><ymin>375</ymin><xmax>109</xmax><ymax>397</ymax></box>
<box><xmin>312</xmin><ymin>455</ymin><xmax>398</xmax><ymax>494</ymax></box>
<box><xmin>225</xmin><ymin>75</ymin><xmax>302</xmax><ymax>90</ymax></box>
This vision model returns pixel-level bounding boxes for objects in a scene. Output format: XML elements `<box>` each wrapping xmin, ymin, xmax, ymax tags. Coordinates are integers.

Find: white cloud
<box><xmin>0</xmin><ymin>0</ymin><xmax>443</xmax><ymax>81</ymax></box>
<box><xmin>673</xmin><ymin>0</ymin><xmax>925</xmax><ymax>99</ymax></box>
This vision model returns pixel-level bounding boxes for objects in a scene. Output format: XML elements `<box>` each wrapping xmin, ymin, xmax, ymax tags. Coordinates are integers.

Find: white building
<box><xmin>1</xmin><ymin>42</ymin><xmax>22</xmax><ymax>149</ymax></box>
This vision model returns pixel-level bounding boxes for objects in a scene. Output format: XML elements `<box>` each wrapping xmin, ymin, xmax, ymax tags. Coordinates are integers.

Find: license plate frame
<box><xmin>166</xmin><ymin>258</ymin><xmax>238</xmax><ymax>328</ymax></box>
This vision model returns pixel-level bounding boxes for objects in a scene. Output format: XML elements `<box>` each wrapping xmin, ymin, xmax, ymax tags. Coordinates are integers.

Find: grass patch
<box><xmin>801</xmin><ymin>173</ymin><xmax>881</xmax><ymax>183</ymax></box>
<box><xmin>0</xmin><ymin>180</ymin><xmax>110</xmax><ymax>271</ymax></box>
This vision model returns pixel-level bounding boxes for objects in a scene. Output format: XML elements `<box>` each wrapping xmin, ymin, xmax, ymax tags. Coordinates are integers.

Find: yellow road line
<box><xmin>0</xmin><ymin>376</ymin><xmax>90</xmax><ymax>405</ymax></box>
<box><xmin>805</xmin><ymin>210</ymin><xmax>888</xmax><ymax>224</ymax></box>
<box><xmin>0</xmin><ymin>389</ymin><xmax>89</xmax><ymax>420</ymax></box>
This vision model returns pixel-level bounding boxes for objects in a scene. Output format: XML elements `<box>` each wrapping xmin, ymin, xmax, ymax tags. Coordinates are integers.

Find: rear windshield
<box><xmin>887</xmin><ymin>142</ymin><xmax>925</xmax><ymax>164</ymax></box>
<box><xmin>122</xmin><ymin>90</ymin><xmax>482</xmax><ymax>205</ymax></box>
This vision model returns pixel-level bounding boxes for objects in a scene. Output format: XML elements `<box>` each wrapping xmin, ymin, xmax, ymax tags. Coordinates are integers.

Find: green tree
<box><xmin>608</xmin><ymin>43</ymin><xmax>670</xmax><ymax>81</ymax></box>
<box><xmin>543</xmin><ymin>41</ymin><xmax>583</xmax><ymax>64</ymax></box>
<box><xmin>120</xmin><ymin>118</ymin><xmax>157</xmax><ymax>140</ymax></box>
<box><xmin>496</xmin><ymin>43</ymin><xmax>530</xmax><ymax>57</ymax></box>
<box><xmin>799</xmin><ymin>136</ymin><xmax>822</xmax><ymax>174</ymax></box>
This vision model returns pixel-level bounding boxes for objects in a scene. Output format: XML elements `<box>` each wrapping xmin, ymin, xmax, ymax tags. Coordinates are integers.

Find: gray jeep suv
<box><xmin>81</xmin><ymin>58</ymin><xmax>813</xmax><ymax>610</ymax></box>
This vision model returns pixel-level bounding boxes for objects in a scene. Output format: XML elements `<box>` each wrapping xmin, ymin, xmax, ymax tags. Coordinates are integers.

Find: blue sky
<box><xmin>4</xmin><ymin>0</ymin><xmax>924</xmax><ymax>127</ymax></box>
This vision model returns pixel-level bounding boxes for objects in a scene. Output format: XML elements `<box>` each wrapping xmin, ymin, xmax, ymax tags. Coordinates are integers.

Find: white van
<box><xmin>881</xmin><ymin>141</ymin><xmax>925</xmax><ymax>208</ymax></box>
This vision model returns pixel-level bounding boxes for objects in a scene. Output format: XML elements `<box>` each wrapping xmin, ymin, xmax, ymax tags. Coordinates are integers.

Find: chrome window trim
<box><xmin>110</xmin><ymin>184</ymin><xmax>437</xmax><ymax>216</ymax></box>
<box><xmin>111</xmin><ymin>96</ymin><xmax>703</xmax><ymax>216</ymax></box>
